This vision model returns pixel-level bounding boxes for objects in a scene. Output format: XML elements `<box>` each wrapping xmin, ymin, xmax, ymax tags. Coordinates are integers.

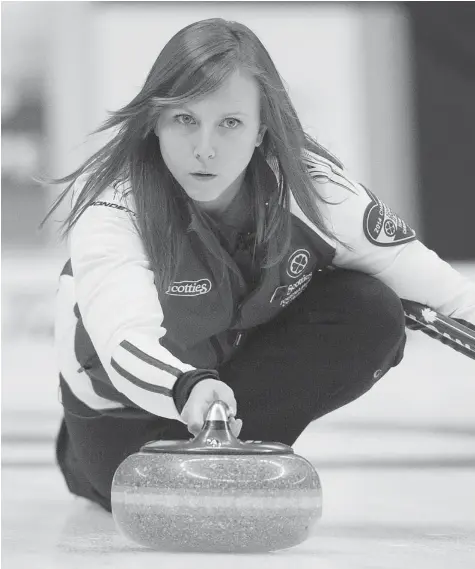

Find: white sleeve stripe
<box><xmin>120</xmin><ymin>339</ymin><xmax>182</xmax><ymax>377</ymax></box>
<box><xmin>111</xmin><ymin>358</ymin><xmax>173</xmax><ymax>397</ymax></box>
<box><xmin>109</xmin><ymin>335</ymin><xmax>192</xmax><ymax>394</ymax></box>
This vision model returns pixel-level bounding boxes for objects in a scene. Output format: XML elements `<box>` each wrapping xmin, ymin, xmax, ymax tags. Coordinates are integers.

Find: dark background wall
<box><xmin>407</xmin><ymin>3</ymin><xmax>475</xmax><ymax>261</ymax></box>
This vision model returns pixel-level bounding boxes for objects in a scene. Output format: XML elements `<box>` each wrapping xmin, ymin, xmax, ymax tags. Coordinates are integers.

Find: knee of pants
<box><xmin>346</xmin><ymin>271</ymin><xmax>406</xmax><ymax>338</ymax></box>
<box><xmin>342</xmin><ymin>271</ymin><xmax>407</xmax><ymax>381</ymax></box>
<box><xmin>313</xmin><ymin>270</ymin><xmax>407</xmax><ymax>370</ymax></box>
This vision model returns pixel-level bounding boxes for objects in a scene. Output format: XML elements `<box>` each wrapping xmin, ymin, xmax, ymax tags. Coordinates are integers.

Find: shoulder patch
<box><xmin>362</xmin><ymin>186</ymin><xmax>416</xmax><ymax>247</ymax></box>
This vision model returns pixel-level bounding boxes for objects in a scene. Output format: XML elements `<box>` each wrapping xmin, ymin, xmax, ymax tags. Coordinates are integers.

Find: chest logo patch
<box><xmin>270</xmin><ymin>272</ymin><xmax>313</xmax><ymax>307</ymax></box>
<box><xmin>286</xmin><ymin>249</ymin><xmax>310</xmax><ymax>278</ymax></box>
<box><xmin>166</xmin><ymin>279</ymin><xmax>212</xmax><ymax>296</ymax></box>
<box><xmin>362</xmin><ymin>187</ymin><xmax>416</xmax><ymax>247</ymax></box>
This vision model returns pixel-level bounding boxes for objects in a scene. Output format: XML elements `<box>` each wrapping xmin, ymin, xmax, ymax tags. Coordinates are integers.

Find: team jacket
<box><xmin>55</xmin><ymin>151</ymin><xmax>475</xmax><ymax>424</ymax></box>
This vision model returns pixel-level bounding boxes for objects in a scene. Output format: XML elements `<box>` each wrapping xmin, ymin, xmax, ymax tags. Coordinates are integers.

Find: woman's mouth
<box><xmin>190</xmin><ymin>173</ymin><xmax>217</xmax><ymax>181</ymax></box>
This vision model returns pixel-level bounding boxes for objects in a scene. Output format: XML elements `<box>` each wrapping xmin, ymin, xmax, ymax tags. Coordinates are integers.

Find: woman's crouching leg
<box><xmin>219</xmin><ymin>269</ymin><xmax>407</xmax><ymax>445</ymax></box>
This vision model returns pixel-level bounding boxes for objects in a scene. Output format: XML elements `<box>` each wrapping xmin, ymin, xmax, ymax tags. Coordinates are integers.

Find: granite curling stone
<box><xmin>111</xmin><ymin>400</ymin><xmax>322</xmax><ymax>553</ymax></box>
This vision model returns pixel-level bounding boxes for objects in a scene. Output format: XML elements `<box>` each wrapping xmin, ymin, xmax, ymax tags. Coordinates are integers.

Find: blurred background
<box><xmin>2</xmin><ymin>2</ymin><xmax>475</xmax><ymax>439</ymax></box>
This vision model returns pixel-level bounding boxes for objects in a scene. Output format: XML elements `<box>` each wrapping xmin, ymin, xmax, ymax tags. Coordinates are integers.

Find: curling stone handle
<box><xmin>187</xmin><ymin>400</ymin><xmax>244</xmax><ymax>450</ymax></box>
<box><xmin>204</xmin><ymin>399</ymin><xmax>235</xmax><ymax>422</ymax></box>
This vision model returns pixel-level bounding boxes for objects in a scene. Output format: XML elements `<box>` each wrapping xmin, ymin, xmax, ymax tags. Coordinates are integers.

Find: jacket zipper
<box><xmin>228</xmin><ymin>263</ymin><xmax>267</xmax><ymax>330</ymax></box>
<box><xmin>189</xmin><ymin>223</ymin><xmax>255</xmax><ymax>365</ymax></box>
<box><xmin>234</xmin><ymin>331</ymin><xmax>244</xmax><ymax>347</ymax></box>
<box><xmin>210</xmin><ymin>336</ymin><xmax>225</xmax><ymax>367</ymax></box>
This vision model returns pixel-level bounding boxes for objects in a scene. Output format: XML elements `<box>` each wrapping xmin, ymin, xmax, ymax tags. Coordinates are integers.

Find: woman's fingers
<box><xmin>181</xmin><ymin>379</ymin><xmax>240</xmax><ymax>436</ymax></box>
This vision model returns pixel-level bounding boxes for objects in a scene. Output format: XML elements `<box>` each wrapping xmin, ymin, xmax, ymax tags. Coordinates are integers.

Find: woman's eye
<box><xmin>173</xmin><ymin>114</ymin><xmax>241</xmax><ymax>129</ymax></box>
<box><xmin>222</xmin><ymin>118</ymin><xmax>241</xmax><ymax>129</ymax></box>
<box><xmin>174</xmin><ymin>114</ymin><xmax>195</xmax><ymax>125</ymax></box>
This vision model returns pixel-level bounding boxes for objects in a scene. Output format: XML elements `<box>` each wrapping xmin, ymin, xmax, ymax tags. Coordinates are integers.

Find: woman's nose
<box><xmin>193</xmin><ymin>129</ymin><xmax>216</xmax><ymax>160</ymax></box>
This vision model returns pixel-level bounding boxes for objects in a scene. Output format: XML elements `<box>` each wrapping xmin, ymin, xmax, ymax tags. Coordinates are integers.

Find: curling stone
<box><xmin>111</xmin><ymin>400</ymin><xmax>322</xmax><ymax>553</ymax></box>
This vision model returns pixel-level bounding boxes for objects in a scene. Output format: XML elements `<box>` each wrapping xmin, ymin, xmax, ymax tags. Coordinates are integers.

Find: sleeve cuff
<box><xmin>172</xmin><ymin>369</ymin><xmax>220</xmax><ymax>414</ymax></box>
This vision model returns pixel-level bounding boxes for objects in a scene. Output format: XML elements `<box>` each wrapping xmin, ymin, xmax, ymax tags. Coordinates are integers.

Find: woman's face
<box><xmin>155</xmin><ymin>69</ymin><xmax>266</xmax><ymax>212</ymax></box>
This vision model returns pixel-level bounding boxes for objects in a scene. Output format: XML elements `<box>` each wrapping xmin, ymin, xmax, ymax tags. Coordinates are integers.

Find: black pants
<box><xmin>56</xmin><ymin>269</ymin><xmax>407</xmax><ymax>513</ymax></box>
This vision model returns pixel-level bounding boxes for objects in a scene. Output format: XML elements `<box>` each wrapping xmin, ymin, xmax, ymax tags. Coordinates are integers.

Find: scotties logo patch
<box><xmin>286</xmin><ymin>249</ymin><xmax>310</xmax><ymax>278</ymax></box>
<box><xmin>362</xmin><ymin>187</ymin><xmax>416</xmax><ymax>247</ymax></box>
<box><xmin>166</xmin><ymin>279</ymin><xmax>212</xmax><ymax>296</ymax></box>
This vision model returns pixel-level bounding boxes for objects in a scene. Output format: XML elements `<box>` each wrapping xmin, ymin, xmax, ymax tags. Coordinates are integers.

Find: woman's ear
<box><xmin>152</xmin><ymin>113</ymin><xmax>162</xmax><ymax>138</ymax></box>
<box><xmin>256</xmin><ymin>125</ymin><xmax>267</xmax><ymax>147</ymax></box>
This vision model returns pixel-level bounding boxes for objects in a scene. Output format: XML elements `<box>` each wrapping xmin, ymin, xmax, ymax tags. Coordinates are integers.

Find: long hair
<box><xmin>41</xmin><ymin>18</ymin><xmax>350</xmax><ymax>292</ymax></box>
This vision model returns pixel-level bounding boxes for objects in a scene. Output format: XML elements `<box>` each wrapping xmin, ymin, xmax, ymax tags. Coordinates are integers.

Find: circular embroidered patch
<box><xmin>286</xmin><ymin>249</ymin><xmax>310</xmax><ymax>278</ymax></box>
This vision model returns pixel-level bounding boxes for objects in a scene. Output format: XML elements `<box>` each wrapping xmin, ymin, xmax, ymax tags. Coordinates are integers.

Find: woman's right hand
<box><xmin>180</xmin><ymin>378</ymin><xmax>242</xmax><ymax>438</ymax></box>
